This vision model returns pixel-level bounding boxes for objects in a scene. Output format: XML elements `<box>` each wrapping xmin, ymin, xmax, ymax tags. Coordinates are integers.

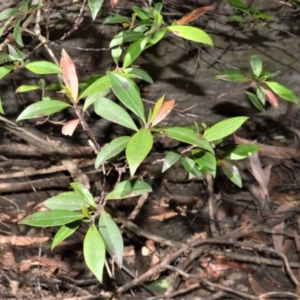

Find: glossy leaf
<box><xmin>220</xmin><ymin>160</ymin><xmax>242</xmax><ymax>188</ymax></box>
<box><xmin>95</xmin><ymin>136</ymin><xmax>130</xmax><ymax>168</ymax></box>
<box><xmin>215</xmin><ymin>69</ymin><xmax>248</xmax><ymax>82</ymax></box>
<box><xmin>51</xmin><ymin>221</ymin><xmax>80</xmax><ymax>250</ymax></box>
<box><xmin>13</xmin><ymin>19</ymin><xmax>23</xmax><ymax>47</ymax></box>
<box><xmin>151</xmin><ymin>99</ymin><xmax>175</xmax><ymax>127</ymax></box>
<box><xmin>43</xmin><ymin>191</ymin><xmax>85</xmax><ymax>211</ymax></box>
<box><xmin>223</xmin><ymin>144</ymin><xmax>261</xmax><ymax>160</ymax></box>
<box><xmin>265</xmin><ymin>81</ymin><xmax>298</xmax><ymax>103</ymax></box>
<box><xmin>84</xmin><ymin>224</ymin><xmax>106</xmax><ymax>283</ymax></box>
<box><xmin>204</xmin><ymin>117</ymin><xmax>248</xmax><ymax>142</ymax></box>
<box><xmin>145</xmin><ymin>29</ymin><xmax>168</xmax><ymax>48</ymax></box>
<box><xmin>122</xmin><ymin>36</ymin><xmax>149</xmax><ymax>69</ymax></box>
<box><xmin>192</xmin><ymin>150</ymin><xmax>217</xmax><ymax>177</ymax></box>
<box><xmin>167</xmin><ymin>25</ymin><xmax>213</xmax><ymax>46</ymax></box>
<box><xmin>62</xmin><ymin>119</ymin><xmax>80</xmax><ymax>136</ymax></box>
<box><xmin>162</xmin><ymin>127</ymin><xmax>214</xmax><ymax>153</ymax></box>
<box><xmin>176</xmin><ymin>6</ymin><xmax>212</xmax><ymax>25</ymax></box>
<box><xmin>16</xmin><ymin>100</ymin><xmax>70</xmax><ymax>121</ymax></box>
<box><xmin>103</xmin><ymin>14</ymin><xmax>130</xmax><ymax>24</ymax></box>
<box><xmin>108</xmin><ymin>72</ymin><xmax>145</xmax><ymax>122</ymax></box>
<box><xmin>180</xmin><ymin>156</ymin><xmax>203</xmax><ymax>179</ymax></box>
<box><xmin>94</xmin><ymin>97</ymin><xmax>138</xmax><ymax>131</ymax></box>
<box><xmin>60</xmin><ymin>49</ymin><xmax>78</xmax><ymax>103</ymax></box>
<box><xmin>0</xmin><ymin>97</ymin><xmax>4</xmax><ymax>114</ymax></box>
<box><xmin>105</xmin><ymin>180</ymin><xmax>152</xmax><ymax>200</ymax></box>
<box><xmin>88</xmin><ymin>0</ymin><xmax>104</xmax><ymax>21</ymax></box>
<box><xmin>0</xmin><ymin>66</ymin><xmax>13</xmax><ymax>79</ymax></box>
<box><xmin>246</xmin><ymin>92</ymin><xmax>264</xmax><ymax>112</ymax></box>
<box><xmin>99</xmin><ymin>211</ymin><xmax>123</xmax><ymax>268</ymax></box>
<box><xmin>162</xmin><ymin>151</ymin><xmax>181</xmax><ymax>172</ymax></box>
<box><xmin>126</xmin><ymin>128</ymin><xmax>153</xmax><ymax>176</ymax></box>
<box><xmin>70</xmin><ymin>182</ymin><xmax>96</xmax><ymax>208</ymax></box>
<box><xmin>16</xmin><ymin>84</ymin><xmax>41</xmax><ymax>93</ymax></box>
<box><xmin>19</xmin><ymin>210</ymin><xmax>84</xmax><ymax>227</ymax></box>
<box><xmin>123</xmin><ymin>68</ymin><xmax>154</xmax><ymax>84</ymax></box>
<box><xmin>110</xmin><ymin>31</ymin><xmax>144</xmax><ymax>48</ymax></box>
<box><xmin>250</xmin><ymin>55</ymin><xmax>262</xmax><ymax>77</ymax></box>
<box><xmin>132</xmin><ymin>6</ymin><xmax>150</xmax><ymax>20</ymax></box>
<box><xmin>83</xmin><ymin>88</ymin><xmax>109</xmax><ymax>111</ymax></box>
<box><xmin>79</xmin><ymin>75</ymin><xmax>110</xmax><ymax>99</ymax></box>
<box><xmin>228</xmin><ymin>0</ymin><xmax>249</xmax><ymax>14</ymax></box>
<box><xmin>0</xmin><ymin>8</ymin><xmax>20</xmax><ymax>21</ymax></box>
<box><xmin>25</xmin><ymin>61</ymin><xmax>62</xmax><ymax>74</ymax></box>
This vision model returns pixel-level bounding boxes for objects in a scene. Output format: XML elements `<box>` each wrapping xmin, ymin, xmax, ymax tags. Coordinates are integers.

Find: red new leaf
<box><xmin>265</xmin><ymin>88</ymin><xmax>278</xmax><ymax>108</ymax></box>
<box><xmin>151</xmin><ymin>99</ymin><xmax>175</xmax><ymax>127</ymax></box>
<box><xmin>60</xmin><ymin>49</ymin><xmax>78</xmax><ymax>103</ymax></box>
<box><xmin>176</xmin><ymin>6</ymin><xmax>213</xmax><ymax>25</ymax></box>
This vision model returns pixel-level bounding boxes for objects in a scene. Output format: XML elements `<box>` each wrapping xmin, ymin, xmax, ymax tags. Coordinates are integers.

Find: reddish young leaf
<box><xmin>62</xmin><ymin>118</ymin><xmax>80</xmax><ymax>136</ymax></box>
<box><xmin>151</xmin><ymin>99</ymin><xmax>175</xmax><ymax>127</ymax></box>
<box><xmin>176</xmin><ymin>6</ymin><xmax>213</xmax><ymax>25</ymax></box>
<box><xmin>265</xmin><ymin>88</ymin><xmax>278</xmax><ymax>108</ymax></box>
<box><xmin>60</xmin><ymin>49</ymin><xmax>78</xmax><ymax>103</ymax></box>
<box><xmin>110</xmin><ymin>0</ymin><xmax>119</xmax><ymax>8</ymax></box>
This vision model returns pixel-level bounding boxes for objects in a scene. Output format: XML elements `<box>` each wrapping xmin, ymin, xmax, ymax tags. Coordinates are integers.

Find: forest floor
<box><xmin>1</xmin><ymin>108</ymin><xmax>300</xmax><ymax>300</ymax></box>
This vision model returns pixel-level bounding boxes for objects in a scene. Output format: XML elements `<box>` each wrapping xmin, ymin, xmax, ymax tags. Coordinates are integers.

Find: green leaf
<box><xmin>103</xmin><ymin>14</ymin><xmax>130</xmax><ymax>24</ymax></box>
<box><xmin>0</xmin><ymin>8</ymin><xmax>20</xmax><ymax>21</ymax></box>
<box><xmin>162</xmin><ymin>127</ymin><xmax>214</xmax><ymax>153</ymax></box>
<box><xmin>180</xmin><ymin>156</ymin><xmax>203</xmax><ymax>179</ymax></box>
<box><xmin>0</xmin><ymin>66</ymin><xmax>13</xmax><ymax>80</ymax></box>
<box><xmin>132</xmin><ymin>6</ymin><xmax>150</xmax><ymax>20</ymax></box>
<box><xmin>0</xmin><ymin>26</ymin><xmax>6</xmax><ymax>38</ymax></box>
<box><xmin>227</xmin><ymin>15</ymin><xmax>246</xmax><ymax>23</ymax></box>
<box><xmin>51</xmin><ymin>221</ymin><xmax>80</xmax><ymax>250</ymax></box>
<box><xmin>19</xmin><ymin>210</ymin><xmax>84</xmax><ymax>227</ymax></box>
<box><xmin>215</xmin><ymin>69</ymin><xmax>248</xmax><ymax>82</ymax></box>
<box><xmin>83</xmin><ymin>88</ymin><xmax>109</xmax><ymax>111</ymax></box>
<box><xmin>123</xmin><ymin>68</ymin><xmax>153</xmax><ymax>84</ymax></box>
<box><xmin>94</xmin><ymin>97</ymin><xmax>138</xmax><ymax>131</ymax></box>
<box><xmin>111</xmin><ymin>46</ymin><xmax>122</xmax><ymax>65</ymax></box>
<box><xmin>0</xmin><ymin>97</ymin><xmax>4</xmax><ymax>114</ymax></box>
<box><xmin>167</xmin><ymin>25</ymin><xmax>213</xmax><ymax>46</ymax></box>
<box><xmin>88</xmin><ymin>0</ymin><xmax>104</xmax><ymax>21</ymax></box>
<box><xmin>204</xmin><ymin>117</ymin><xmax>248</xmax><ymax>142</ymax></box>
<box><xmin>122</xmin><ymin>36</ymin><xmax>149</xmax><ymax>69</ymax></box>
<box><xmin>256</xmin><ymin>85</ymin><xmax>266</xmax><ymax>105</ymax></box>
<box><xmin>145</xmin><ymin>29</ymin><xmax>167</xmax><ymax>48</ymax></box>
<box><xmin>16</xmin><ymin>84</ymin><xmax>41</xmax><ymax>93</ymax></box>
<box><xmin>43</xmin><ymin>191</ymin><xmax>85</xmax><ymax>211</ymax></box>
<box><xmin>70</xmin><ymin>182</ymin><xmax>96</xmax><ymax>208</ymax></box>
<box><xmin>99</xmin><ymin>211</ymin><xmax>123</xmax><ymax>268</ymax></box>
<box><xmin>220</xmin><ymin>160</ymin><xmax>242</xmax><ymax>188</ymax></box>
<box><xmin>84</xmin><ymin>224</ymin><xmax>106</xmax><ymax>283</ymax></box>
<box><xmin>108</xmin><ymin>72</ymin><xmax>145</xmax><ymax>123</ymax></box>
<box><xmin>250</xmin><ymin>55</ymin><xmax>262</xmax><ymax>77</ymax></box>
<box><xmin>246</xmin><ymin>92</ymin><xmax>264</xmax><ymax>112</ymax></box>
<box><xmin>265</xmin><ymin>81</ymin><xmax>298</xmax><ymax>103</ymax></box>
<box><xmin>16</xmin><ymin>100</ymin><xmax>70</xmax><ymax>121</ymax></box>
<box><xmin>110</xmin><ymin>31</ymin><xmax>144</xmax><ymax>48</ymax></box>
<box><xmin>147</xmin><ymin>278</ymin><xmax>171</xmax><ymax>292</ymax></box>
<box><xmin>192</xmin><ymin>150</ymin><xmax>217</xmax><ymax>177</ymax></box>
<box><xmin>223</xmin><ymin>144</ymin><xmax>261</xmax><ymax>160</ymax></box>
<box><xmin>162</xmin><ymin>151</ymin><xmax>181</xmax><ymax>172</ymax></box>
<box><xmin>13</xmin><ymin>18</ymin><xmax>24</xmax><ymax>47</ymax></box>
<box><xmin>25</xmin><ymin>61</ymin><xmax>62</xmax><ymax>74</ymax></box>
<box><xmin>105</xmin><ymin>180</ymin><xmax>152</xmax><ymax>200</ymax></box>
<box><xmin>228</xmin><ymin>0</ymin><xmax>249</xmax><ymax>14</ymax></box>
<box><xmin>95</xmin><ymin>136</ymin><xmax>130</xmax><ymax>169</ymax></box>
<box><xmin>126</xmin><ymin>129</ymin><xmax>153</xmax><ymax>176</ymax></box>
<box><xmin>80</xmin><ymin>75</ymin><xmax>110</xmax><ymax>99</ymax></box>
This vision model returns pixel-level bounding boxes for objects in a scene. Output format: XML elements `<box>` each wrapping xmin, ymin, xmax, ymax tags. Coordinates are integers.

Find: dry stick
<box><xmin>0</xmin><ymin>115</ymin><xmax>90</xmax><ymax>188</ymax></box>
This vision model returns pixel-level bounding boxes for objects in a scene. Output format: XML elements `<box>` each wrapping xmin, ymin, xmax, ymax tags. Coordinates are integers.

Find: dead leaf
<box><xmin>60</xmin><ymin>49</ymin><xmax>79</xmax><ymax>103</ymax></box>
<box><xmin>248</xmin><ymin>274</ymin><xmax>267</xmax><ymax>296</ymax></box>
<box><xmin>177</xmin><ymin>6</ymin><xmax>213</xmax><ymax>25</ymax></box>
<box><xmin>0</xmin><ymin>235</ymin><xmax>49</xmax><ymax>246</ymax></box>
<box><xmin>62</xmin><ymin>118</ymin><xmax>80</xmax><ymax>136</ymax></box>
